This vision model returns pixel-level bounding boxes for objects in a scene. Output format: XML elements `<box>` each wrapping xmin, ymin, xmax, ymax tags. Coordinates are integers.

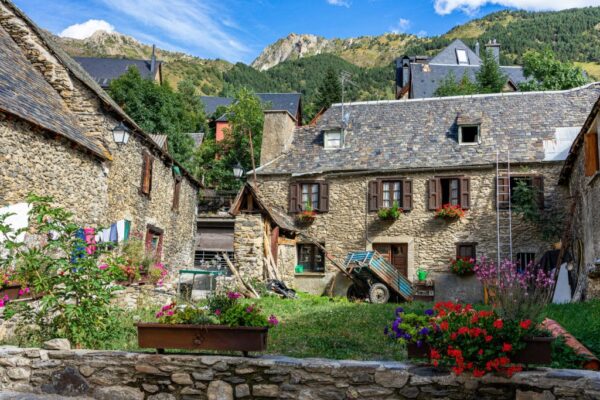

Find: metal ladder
<box><xmin>496</xmin><ymin>150</ymin><xmax>513</xmax><ymax>266</ymax></box>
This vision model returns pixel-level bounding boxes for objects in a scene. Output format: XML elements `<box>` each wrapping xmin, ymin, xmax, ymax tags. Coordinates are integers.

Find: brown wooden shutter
<box><xmin>319</xmin><ymin>182</ymin><xmax>329</xmax><ymax>212</ymax></box>
<box><xmin>460</xmin><ymin>177</ymin><xmax>471</xmax><ymax>209</ymax></box>
<box><xmin>288</xmin><ymin>183</ymin><xmax>299</xmax><ymax>213</ymax></box>
<box><xmin>368</xmin><ymin>181</ymin><xmax>380</xmax><ymax>212</ymax></box>
<box><xmin>428</xmin><ymin>178</ymin><xmax>441</xmax><ymax>210</ymax></box>
<box><xmin>141</xmin><ymin>152</ymin><xmax>153</xmax><ymax>195</ymax></box>
<box><xmin>172</xmin><ymin>177</ymin><xmax>182</xmax><ymax>211</ymax></box>
<box><xmin>402</xmin><ymin>180</ymin><xmax>413</xmax><ymax>210</ymax></box>
<box><xmin>532</xmin><ymin>176</ymin><xmax>544</xmax><ymax>210</ymax></box>
<box><xmin>497</xmin><ymin>176</ymin><xmax>510</xmax><ymax>209</ymax></box>
<box><xmin>584</xmin><ymin>132</ymin><xmax>599</xmax><ymax>177</ymax></box>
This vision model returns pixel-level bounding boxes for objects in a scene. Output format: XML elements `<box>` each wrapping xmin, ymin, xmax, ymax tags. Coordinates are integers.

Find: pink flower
<box><xmin>0</xmin><ymin>300</ymin><xmax>4</xmax><ymax>308</ymax></box>
<box><xmin>227</xmin><ymin>292</ymin><xmax>242</xmax><ymax>299</ymax></box>
<box><xmin>155</xmin><ymin>311</ymin><xmax>164</xmax><ymax>318</ymax></box>
<box><xmin>25</xmin><ymin>287</ymin><xmax>30</xmax><ymax>294</ymax></box>
<box><xmin>268</xmin><ymin>315</ymin><xmax>279</xmax><ymax>326</ymax></box>
<box><xmin>246</xmin><ymin>306</ymin><xmax>254</xmax><ymax>313</ymax></box>
<box><xmin>3</xmin><ymin>295</ymin><xmax>8</xmax><ymax>302</ymax></box>
<box><xmin>215</xmin><ymin>309</ymin><xmax>221</xmax><ymax>316</ymax></box>
<box><xmin>98</xmin><ymin>264</ymin><xmax>108</xmax><ymax>270</ymax></box>
<box><xmin>166</xmin><ymin>310</ymin><xmax>174</xmax><ymax>316</ymax></box>
<box><xmin>18</xmin><ymin>289</ymin><xmax>24</xmax><ymax>296</ymax></box>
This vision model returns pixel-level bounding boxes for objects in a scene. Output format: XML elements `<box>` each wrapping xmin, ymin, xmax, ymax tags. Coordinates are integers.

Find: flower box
<box><xmin>434</xmin><ymin>204</ymin><xmax>465</xmax><ymax>221</ymax></box>
<box><xmin>407</xmin><ymin>343</ymin><xmax>430</xmax><ymax>359</ymax></box>
<box><xmin>512</xmin><ymin>336</ymin><xmax>555</xmax><ymax>365</ymax></box>
<box><xmin>0</xmin><ymin>284</ymin><xmax>34</xmax><ymax>301</ymax></box>
<box><xmin>136</xmin><ymin>323</ymin><xmax>268</xmax><ymax>356</ymax></box>
<box><xmin>295</xmin><ymin>211</ymin><xmax>316</xmax><ymax>224</ymax></box>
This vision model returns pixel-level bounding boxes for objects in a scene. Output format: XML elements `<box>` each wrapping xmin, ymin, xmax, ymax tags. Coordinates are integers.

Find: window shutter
<box><xmin>172</xmin><ymin>178</ymin><xmax>182</xmax><ymax>211</ymax></box>
<box><xmin>319</xmin><ymin>182</ymin><xmax>330</xmax><ymax>212</ymax></box>
<box><xmin>460</xmin><ymin>177</ymin><xmax>471</xmax><ymax>209</ymax></box>
<box><xmin>141</xmin><ymin>152</ymin><xmax>153</xmax><ymax>195</ymax></box>
<box><xmin>497</xmin><ymin>176</ymin><xmax>509</xmax><ymax>209</ymax></box>
<box><xmin>428</xmin><ymin>178</ymin><xmax>441</xmax><ymax>210</ymax></box>
<box><xmin>532</xmin><ymin>176</ymin><xmax>544</xmax><ymax>210</ymax></box>
<box><xmin>288</xmin><ymin>183</ymin><xmax>299</xmax><ymax>213</ymax></box>
<box><xmin>402</xmin><ymin>180</ymin><xmax>413</xmax><ymax>211</ymax></box>
<box><xmin>584</xmin><ymin>132</ymin><xmax>599</xmax><ymax>177</ymax></box>
<box><xmin>368</xmin><ymin>181</ymin><xmax>380</xmax><ymax>212</ymax></box>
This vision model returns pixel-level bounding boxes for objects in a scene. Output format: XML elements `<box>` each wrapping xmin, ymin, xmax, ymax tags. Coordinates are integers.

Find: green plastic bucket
<box><xmin>295</xmin><ymin>265</ymin><xmax>304</xmax><ymax>274</ymax></box>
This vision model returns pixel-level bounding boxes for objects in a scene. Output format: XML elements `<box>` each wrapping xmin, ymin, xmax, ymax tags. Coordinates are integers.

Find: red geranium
<box><xmin>502</xmin><ymin>343</ymin><xmax>512</xmax><ymax>352</ymax></box>
<box><xmin>520</xmin><ymin>320</ymin><xmax>532</xmax><ymax>329</ymax></box>
<box><xmin>493</xmin><ymin>319</ymin><xmax>503</xmax><ymax>329</ymax></box>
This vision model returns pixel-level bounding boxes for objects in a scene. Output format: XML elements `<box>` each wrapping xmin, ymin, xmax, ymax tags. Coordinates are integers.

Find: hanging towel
<box><xmin>116</xmin><ymin>220</ymin><xmax>126</xmax><ymax>242</ymax></box>
<box><xmin>124</xmin><ymin>220</ymin><xmax>131</xmax><ymax>241</ymax></box>
<box><xmin>109</xmin><ymin>223</ymin><xmax>118</xmax><ymax>243</ymax></box>
<box><xmin>102</xmin><ymin>227</ymin><xmax>111</xmax><ymax>243</ymax></box>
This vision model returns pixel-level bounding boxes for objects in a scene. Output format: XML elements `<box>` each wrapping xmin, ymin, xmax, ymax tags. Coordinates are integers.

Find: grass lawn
<box><xmin>543</xmin><ymin>300</ymin><xmax>600</xmax><ymax>357</ymax></box>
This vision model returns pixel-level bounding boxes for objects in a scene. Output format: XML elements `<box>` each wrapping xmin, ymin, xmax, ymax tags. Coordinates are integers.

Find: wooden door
<box><xmin>373</xmin><ymin>243</ymin><xmax>408</xmax><ymax>277</ymax></box>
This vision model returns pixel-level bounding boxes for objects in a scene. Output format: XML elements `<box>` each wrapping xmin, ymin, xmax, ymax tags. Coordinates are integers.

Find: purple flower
<box><xmin>403</xmin><ymin>333</ymin><xmax>412</xmax><ymax>340</ymax></box>
<box><xmin>215</xmin><ymin>309</ymin><xmax>221</xmax><ymax>316</ymax></box>
<box><xmin>98</xmin><ymin>264</ymin><xmax>108</xmax><ymax>270</ymax></box>
<box><xmin>419</xmin><ymin>327</ymin><xmax>430</xmax><ymax>336</ymax></box>
<box><xmin>246</xmin><ymin>306</ymin><xmax>254</xmax><ymax>313</ymax></box>
<box><xmin>383</xmin><ymin>326</ymin><xmax>389</xmax><ymax>335</ymax></box>
<box><xmin>416</xmin><ymin>340</ymin><xmax>423</xmax><ymax>348</ymax></box>
<box><xmin>392</xmin><ymin>318</ymin><xmax>402</xmax><ymax>332</ymax></box>
<box><xmin>424</xmin><ymin>309</ymin><xmax>434</xmax><ymax>316</ymax></box>
<box><xmin>227</xmin><ymin>292</ymin><xmax>242</xmax><ymax>299</ymax></box>
<box><xmin>268</xmin><ymin>315</ymin><xmax>279</xmax><ymax>326</ymax></box>
<box><xmin>395</xmin><ymin>307</ymin><xmax>404</xmax><ymax>316</ymax></box>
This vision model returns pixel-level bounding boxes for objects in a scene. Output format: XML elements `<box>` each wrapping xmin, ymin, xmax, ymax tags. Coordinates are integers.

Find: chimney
<box><xmin>395</xmin><ymin>56</ymin><xmax>411</xmax><ymax>99</ymax></box>
<box><xmin>484</xmin><ymin>39</ymin><xmax>500</xmax><ymax>63</ymax></box>
<box><xmin>150</xmin><ymin>44</ymin><xmax>157</xmax><ymax>74</ymax></box>
<box><xmin>475</xmin><ymin>41</ymin><xmax>480</xmax><ymax>57</ymax></box>
<box><xmin>260</xmin><ymin>111</ymin><xmax>296</xmax><ymax>166</ymax></box>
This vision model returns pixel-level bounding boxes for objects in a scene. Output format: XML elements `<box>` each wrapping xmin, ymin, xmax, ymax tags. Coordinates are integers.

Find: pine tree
<box><xmin>314</xmin><ymin>67</ymin><xmax>342</xmax><ymax>112</ymax></box>
<box><xmin>435</xmin><ymin>72</ymin><xmax>478</xmax><ymax>97</ymax></box>
<box><xmin>476</xmin><ymin>49</ymin><xmax>507</xmax><ymax>93</ymax></box>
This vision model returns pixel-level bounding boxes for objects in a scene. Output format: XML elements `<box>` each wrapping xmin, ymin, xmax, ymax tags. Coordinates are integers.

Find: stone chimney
<box><xmin>260</xmin><ymin>111</ymin><xmax>297</xmax><ymax>166</ymax></box>
<box><xmin>475</xmin><ymin>41</ymin><xmax>480</xmax><ymax>57</ymax></box>
<box><xmin>484</xmin><ymin>39</ymin><xmax>500</xmax><ymax>63</ymax></box>
<box><xmin>150</xmin><ymin>44</ymin><xmax>157</xmax><ymax>74</ymax></box>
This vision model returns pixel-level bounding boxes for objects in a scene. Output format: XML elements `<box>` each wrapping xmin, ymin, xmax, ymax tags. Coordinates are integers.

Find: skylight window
<box><xmin>456</xmin><ymin>49</ymin><xmax>469</xmax><ymax>65</ymax></box>
<box><xmin>324</xmin><ymin>131</ymin><xmax>343</xmax><ymax>149</ymax></box>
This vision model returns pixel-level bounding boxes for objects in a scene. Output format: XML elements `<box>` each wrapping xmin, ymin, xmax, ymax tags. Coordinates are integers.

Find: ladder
<box><xmin>496</xmin><ymin>150</ymin><xmax>513</xmax><ymax>266</ymax></box>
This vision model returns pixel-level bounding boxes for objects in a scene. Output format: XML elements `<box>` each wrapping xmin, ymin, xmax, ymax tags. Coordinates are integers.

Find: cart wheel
<box><xmin>346</xmin><ymin>284</ymin><xmax>362</xmax><ymax>301</ymax></box>
<box><xmin>369</xmin><ymin>283</ymin><xmax>390</xmax><ymax>304</ymax></box>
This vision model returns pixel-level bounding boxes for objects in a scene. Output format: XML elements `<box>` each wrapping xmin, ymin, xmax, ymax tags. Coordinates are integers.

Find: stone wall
<box><xmin>260</xmin><ymin>111</ymin><xmax>296</xmax><ymax>166</ymax></box>
<box><xmin>234</xmin><ymin>214</ymin><xmax>265</xmax><ymax>282</ymax></box>
<box><xmin>1</xmin><ymin>346</ymin><xmax>599</xmax><ymax>399</ymax></box>
<box><xmin>0</xmin><ymin>115</ymin><xmax>108</xmax><ymax>225</ymax></box>
<box><xmin>566</xmin><ymin>134</ymin><xmax>600</xmax><ymax>299</ymax></box>
<box><xmin>0</xmin><ymin>2</ymin><xmax>198</xmax><ymax>268</ymax></box>
<box><xmin>257</xmin><ymin>163</ymin><xmax>567</xmax><ymax>297</ymax></box>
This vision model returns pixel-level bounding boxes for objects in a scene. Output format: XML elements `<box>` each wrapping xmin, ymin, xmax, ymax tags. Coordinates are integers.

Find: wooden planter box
<box><xmin>407</xmin><ymin>343</ymin><xmax>430</xmax><ymax>359</ymax></box>
<box><xmin>136</xmin><ymin>323</ymin><xmax>268</xmax><ymax>356</ymax></box>
<box><xmin>0</xmin><ymin>284</ymin><xmax>35</xmax><ymax>301</ymax></box>
<box><xmin>513</xmin><ymin>337</ymin><xmax>555</xmax><ymax>365</ymax></box>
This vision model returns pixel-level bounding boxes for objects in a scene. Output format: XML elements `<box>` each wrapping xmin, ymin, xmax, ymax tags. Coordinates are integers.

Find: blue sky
<box><xmin>12</xmin><ymin>0</ymin><xmax>600</xmax><ymax>64</ymax></box>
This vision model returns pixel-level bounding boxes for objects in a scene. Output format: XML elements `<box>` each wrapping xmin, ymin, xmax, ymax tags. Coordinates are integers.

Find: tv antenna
<box><xmin>340</xmin><ymin>71</ymin><xmax>357</xmax><ymax>131</ymax></box>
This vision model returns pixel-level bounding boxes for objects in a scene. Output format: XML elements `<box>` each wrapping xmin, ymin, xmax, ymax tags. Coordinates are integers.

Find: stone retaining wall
<box><xmin>0</xmin><ymin>346</ymin><xmax>599</xmax><ymax>399</ymax></box>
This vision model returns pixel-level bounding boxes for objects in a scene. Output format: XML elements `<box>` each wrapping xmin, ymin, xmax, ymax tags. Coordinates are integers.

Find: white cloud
<box><xmin>99</xmin><ymin>0</ymin><xmax>249</xmax><ymax>61</ymax></box>
<box><xmin>59</xmin><ymin>19</ymin><xmax>115</xmax><ymax>39</ymax></box>
<box><xmin>327</xmin><ymin>0</ymin><xmax>351</xmax><ymax>7</ymax></box>
<box><xmin>434</xmin><ymin>0</ymin><xmax>600</xmax><ymax>15</ymax></box>
<box><xmin>390</xmin><ymin>18</ymin><xmax>411</xmax><ymax>33</ymax></box>
<box><xmin>417</xmin><ymin>30</ymin><xmax>428</xmax><ymax>37</ymax></box>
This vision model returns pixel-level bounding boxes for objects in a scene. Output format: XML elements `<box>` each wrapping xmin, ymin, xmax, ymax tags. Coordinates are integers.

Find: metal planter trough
<box><xmin>136</xmin><ymin>323</ymin><xmax>268</xmax><ymax>356</ymax></box>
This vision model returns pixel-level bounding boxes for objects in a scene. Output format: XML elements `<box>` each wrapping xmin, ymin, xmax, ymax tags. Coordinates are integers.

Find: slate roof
<box><xmin>0</xmin><ymin>24</ymin><xmax>107</xmax><ymax>159</ymax></box>
<box><xmin>1</xmin><ymin>0</ymin><xmax>201</xmax><ymax>187</ymax></box>
<box><xmin>410</xmin><ymin>64</ymin><xmax>527</xmax><ymax>99</ymax></box>
<box><xmin>202</xmin><ymin>93</ymin><xmax>302</xmax><ymax>121</ymax></box>
<box><xmin>256</xmin><ymin>83</ymin><xmax>600</xmax><ymax>176</ymax></box>
<box><xmin>73</xmin><ymin>57</ymin><xmax>160</xmax><ymax>88</ymax></box>
<box><xmin>429</xmin><ymin>39</ymin><xmax>482</xmax><ymax>65</ymax></box>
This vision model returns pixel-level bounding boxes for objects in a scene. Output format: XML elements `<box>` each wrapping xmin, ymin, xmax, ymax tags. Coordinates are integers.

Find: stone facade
<box><xmin>260</xmin><ymin>111</ymin><xmax>297</xmax><ymax>166</ymax></box>
<box><xmin>1</xmin><ymin>346</ymin><xmax>600</xmax><ymax>399</ymax></box>
<box><xmin>0</xmin><ymin>0</ymin><xmax>198</xmax><ymax>268</ymax></box>
<box><xmin>233</xmin><ymin>213</ymin><xmax>265</xmax><ymax>282</ymax></box>
<box><xmin>257</xmin><ymin>163</ymin><xmax>567</xmax><ymax>297</ymax></box>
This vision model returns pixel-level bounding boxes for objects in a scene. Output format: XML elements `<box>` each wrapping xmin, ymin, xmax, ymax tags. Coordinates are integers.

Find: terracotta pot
<box><xmin>513</xmin><ymin>336</ymin><xmax>555</xmax><ymax>365</ymax></box>
<box><xmin>407</xmin><ymin>343</ymin><xmax>430</xmax><ymax>359</ymax></box>
<box><xmin>136</xmin><ymin>323</ymin><xmax>268</xmax><ymax>356</ymax></box>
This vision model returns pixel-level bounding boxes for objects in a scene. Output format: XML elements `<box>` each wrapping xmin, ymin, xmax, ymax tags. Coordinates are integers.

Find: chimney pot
<box><xmin>150</xmin><ymin>44</ymin><xmax>157</xmax><ymax>74</ymax></box>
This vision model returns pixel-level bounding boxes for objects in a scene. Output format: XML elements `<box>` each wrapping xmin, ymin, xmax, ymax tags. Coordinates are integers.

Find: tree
<box><xmin>108</xmin><ymin>68</ymin><xmax>205</xmax><ymax>169</ymax></box>
<box><xmin>314</xmin><ymin>67</ymin><xmax>342</xmax><ymax>112</ymax></box>
<box><xmin>193</xmin><ymin>88</ymin><xmax>264</xmax><ymax>190</ymax></box>
<box><xmin>434</xmin><ymin>72</ymin><xmax>478</xmax><ymax>97</ymax></box>
<box><xmin>476</xmin><ymin>49</ymin><xmax>507</xmax><ymax>93</ymax></box>
<box><xmin>520</xmin><ymin>49</ymin><xmax>589</xmax><ymax>91</ymax></box>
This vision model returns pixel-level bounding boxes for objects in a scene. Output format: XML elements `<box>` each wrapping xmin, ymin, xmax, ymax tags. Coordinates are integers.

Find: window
<box><xmin>172</xmin><ymin>177</ymin><xmax>182</xmax><ymax>211</ymax></box>
<box><xmin>288</xmin><ymin>182</ymin><xmax>329</xmax><ymax>213</ymax></box>
<box><xmin>324</xmin><ymin>131</ymin><xmax>343</xmax><ymax>149</ymax></box>
<box><xmin>456</xmin><ymin>49</ymin><xmax>469</xmax><ymax>65</ymax></box>
<box><xmin>145</xmin><ymin>225</ymin><xmax>163</xmax><ymax>262</ymax></box>
<box><xmin>368</xmin><ymin>179</ymin><xmax>412</xmax><ymax>211</ymax></box>
<box><xmin>428</xmin><ymin>177</ymin><xmax>470</xmax><ymax>210</ymax></box>
<box><xmin>497</xmin><ymin>175</ymin><xmax>544</xmax><ymax>209</ymax></box>
<box><xmin>456</xmin><ymin>243</ymin><xmax>476</xmax><ymax>261</ymax></box>
<box><xmin>516</xmin><ymin>252</ymin><xmax>536</xmax><ymax>269</ymax></box>
<box><xmin>297</xmin><ymin>243</ymin><xmax>325</xmax><ymax>273</ymax></box>
<box><xmin>459</xmin><ymin>125</ymin><xmax>480</xmax><ymax>144</ymax></box>
<box><xmin>584</xmin><ymin>131</ymin><xmax>599</xmax><ymax>177</ymax></box>
<box><xmin>140</xmin><ymin>151</ymin><xmax>154</xmax><ymax>196</ymax></box>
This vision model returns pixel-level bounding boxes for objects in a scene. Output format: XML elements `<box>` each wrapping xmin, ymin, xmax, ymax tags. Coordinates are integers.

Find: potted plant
<box><xmin>377</xmin><ymin>202</ymin><xmax>402</xmax><ymax>221</ymax></box>
<box><xmin>136</xmin><ymin>291</ymin><xmax>279</xmax><ymax>356</ymax></box>
<box><xmin>449</xmin><ymin>257</ymin><xmax>475</xmax><ymax>276</ymax></box>
<box><xmin>295</xmin><ymin>203</ymin><xmax>316</xmax><ymax>225</ymax></box>
<box><xmin>435</xmin><ymin>204</ymin><xmax>465</xmax><ymax>221</ymax></box>
<box><xmin>385</xmin><ymin>307</ymin><xmax>435</xmax><ymax>358</ymax></box>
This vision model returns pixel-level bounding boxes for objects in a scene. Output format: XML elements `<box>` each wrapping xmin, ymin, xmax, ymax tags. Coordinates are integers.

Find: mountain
<box><xmin>252</xmin><ymin>8</ymin><xmax>600</xmax><ymax>75</ymax></box>
<box><xmin>52</xmin><ymin>30</ymin><xmax>233</xmax><ymax>95</ymax></box>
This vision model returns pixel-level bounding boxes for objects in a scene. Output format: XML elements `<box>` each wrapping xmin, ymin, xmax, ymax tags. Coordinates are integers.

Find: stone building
<box><xmin>249</xmin><ymin>83</ymin><xmax>600</xmax><ymax>299</ymax></box>
<box><xmin>560</xmin><ymin>94</ymin><xmax>600</xmax><ymax>299</ymax></box>
<box><xmin>0</xmin><ymin>0</ymin><xmax>199</xmax><ymax>268</ymax></box>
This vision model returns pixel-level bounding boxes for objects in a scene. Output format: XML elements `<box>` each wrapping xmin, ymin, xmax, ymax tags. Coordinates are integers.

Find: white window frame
<box><xmin>456</xmin><ymin>49</ymin><xmax>469</xmax><ymax>65</ymax></box>
<box><xmin>458</xmin><ymin>125</ymin><xmax>481</xmax><ymax>145</ymax></box>
<box><xmin>324</xmin><ymin>131</ymin><xmax>343</xmax><ymax>149</ymax></box>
